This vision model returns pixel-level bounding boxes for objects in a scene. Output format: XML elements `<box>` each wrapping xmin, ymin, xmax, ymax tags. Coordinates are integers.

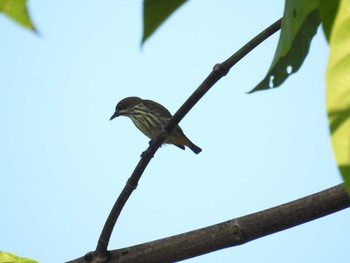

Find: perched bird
<box><xmin>110</xmin><ymin>97</ymin><xmax>202</xmax><ymax>154</ymax></box>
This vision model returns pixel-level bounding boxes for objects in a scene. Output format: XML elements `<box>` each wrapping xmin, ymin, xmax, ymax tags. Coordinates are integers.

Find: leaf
<box><xmin>249</xmin><ymin>0</ymin><xmax>320</xmax><ymax>93</ymax></box>
<box><xmin>319</xmin><ymin>0</ymin><xmax>340</xmax><ymax>41</ymax></box>
<box><xmin>0</xmin><ymin>0</ymin><xmax>36</xmax><ymax>31</ymax></box>
<box><xmin>326</xmin><ymin>0</ymin><xmax>350</xmax><ymax>192</ymax></box>
<box><xmin>0</xmin><ymin>251</ymin><xmax>38</xmax><ymax>263</ymax></box>
<box><xmin>142</xmin><ymin>0</ymin><xmax>187</xmax><ymax>45</ymax></box>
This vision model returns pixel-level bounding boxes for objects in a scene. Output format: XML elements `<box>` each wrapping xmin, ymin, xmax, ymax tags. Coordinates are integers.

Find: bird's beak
<box><xmin>109</xmin><ymin>111</ymin><xmax>120</xmax><ymax>121</ymax></box>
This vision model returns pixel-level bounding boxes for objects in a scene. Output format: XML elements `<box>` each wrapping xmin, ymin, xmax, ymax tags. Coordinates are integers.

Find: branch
<box><xmin>90</xmin><ymin>18</ymin><xmax>283</xmax><ymax>261</ymax></box>
<box><xmin>67</xmin><ymin>184</ymin><xmax>350</xmax><ymax>263</ymax></box>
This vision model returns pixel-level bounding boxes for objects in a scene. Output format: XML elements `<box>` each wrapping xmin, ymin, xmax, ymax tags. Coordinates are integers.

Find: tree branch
<box><xmin>90</xmin><ymin>18</ymin><xmax>282</xmax><ymax>261</ymax></box>
<box><xmin>67</xmin><ymin>184</ymin><xmax>350</xmax><ymax>263</ymax></box>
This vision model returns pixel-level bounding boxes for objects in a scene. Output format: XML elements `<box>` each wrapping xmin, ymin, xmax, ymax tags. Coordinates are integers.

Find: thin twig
<box><xmin>92</xmin><ymin>18</ymin><xmax>282</xmax><ymax>261</ymax></box>
<box><xmin>67</xmin><ymin>184</ymin><xmax>350</xmax><ymax>263</ymax></box>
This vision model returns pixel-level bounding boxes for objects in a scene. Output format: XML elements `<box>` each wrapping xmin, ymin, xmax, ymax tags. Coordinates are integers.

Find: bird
<box><xmin>110</xmin><ymin>97</ymin><xmax>202</xmax><ymax>154</ymax></box>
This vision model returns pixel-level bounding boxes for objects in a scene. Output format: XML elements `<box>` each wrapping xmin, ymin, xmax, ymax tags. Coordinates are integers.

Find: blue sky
<box><xmin>1</xmin><ymin>1</ymin><xmax>349</xmax><ymax>262</ymax></box>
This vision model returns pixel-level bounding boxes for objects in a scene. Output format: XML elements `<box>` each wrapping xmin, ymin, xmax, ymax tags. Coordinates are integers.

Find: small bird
<box><xmin>110</xmin><ymin>97</ymin><xmax>202</xmax><ymax>154</ymax></box>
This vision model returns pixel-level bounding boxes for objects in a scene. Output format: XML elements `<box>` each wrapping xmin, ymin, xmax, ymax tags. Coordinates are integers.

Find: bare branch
<box><xmin>67</xmin><ymin>184</ymin><xmax>350</xmax><ymax>263</ymax></box>
<box><xmin>91</xmin><ymin>18</ymin><xmax>282</xmax><ymax>261</ymax></box>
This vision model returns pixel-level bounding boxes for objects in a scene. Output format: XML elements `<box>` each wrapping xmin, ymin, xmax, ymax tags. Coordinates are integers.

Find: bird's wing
<box><xmin>142</xmin><ymin>99</ymin><xmax>173</xmax><ymax>118</ymax></box>
<box><xmin>142</xmin><ymin>99</ymin><xmax>185</xmax><ymax>134</ymax></box>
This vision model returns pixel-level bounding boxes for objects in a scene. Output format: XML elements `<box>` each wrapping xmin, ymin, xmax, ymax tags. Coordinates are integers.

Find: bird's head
<box><xmin>110</xmin><ymin>96</ymin><xmax>142</xmax><ymax>121</ymax></box>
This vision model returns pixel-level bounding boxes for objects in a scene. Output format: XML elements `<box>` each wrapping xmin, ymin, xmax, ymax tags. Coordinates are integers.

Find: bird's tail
<box><xmin>182</xmin><ymin>136</ymin><xmax>202</xmax><ymax>154</ymax></box>
<box><xmin>171</xmin><ymin>133</ymin><xmax>202</xmax><ymax>154</ymax></box>
<box><xmin>187</xmin><ymin>141</ymin><xmax>202</xmax><ymax>154</ymax></box>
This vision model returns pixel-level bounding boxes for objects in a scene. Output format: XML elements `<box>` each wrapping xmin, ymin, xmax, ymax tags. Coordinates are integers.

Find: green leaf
<box><xmin>326</xmin><ymin>0</ymin><xmax>350</xmax><ymax>192</ymax></box>
<box><xmin>249</xmin><ymin>0</ymin><xmax>320</xmax><ymax>93</ymax></box>
<box><xmin>0</xmin><ymin>251</ymin><xmax>38</xmax><ymax>263</ymax></box>
<box><xmin>142</xmin><ymin>0</ymin><xmax>187</xmax><ymax>45</ymax></box>
<box><xmin>319</xmin><ymin>0</ymin><xmax>340</xmax><ymax>41</ymax></box>
<box><xmin>0</xmin><ymin>0</ymin><xmax>36</xmax><ymax>31</ymax></box>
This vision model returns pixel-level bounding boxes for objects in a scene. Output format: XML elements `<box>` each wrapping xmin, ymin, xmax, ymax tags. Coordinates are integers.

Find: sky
<box><xmin>1</xmin><ymin>0</ymin><xmax>349</xmax><ymax>263</ymax></box>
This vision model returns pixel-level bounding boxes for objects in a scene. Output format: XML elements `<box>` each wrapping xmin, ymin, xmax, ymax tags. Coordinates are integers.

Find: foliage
<box><xmin>326</xmin><ymin>0</ymin><xmax>350</xmax><ymax>191</ymax></box>
<box><xmin>142</xmin><ymin>0</ymin><xmax>187</xmax><ymax>44</ymax></box>
<box><xmin>249</xmin><ymin>0</ymin><xmax>320</xmax><ymax>93</ymax></box>
<box><xmin>0</xmin><ymin>0</ymin><xmax>35</xmax><ymax>31</ymax></box>
<box><xmin>0</xmin><ymin>251</ymin><xmax>38</xmax><ymax>263</ymax></box>
<box><xmin>319</xmin><ymin>0</ymin><xmax>340</xmax><ymax>41</ymax></box>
